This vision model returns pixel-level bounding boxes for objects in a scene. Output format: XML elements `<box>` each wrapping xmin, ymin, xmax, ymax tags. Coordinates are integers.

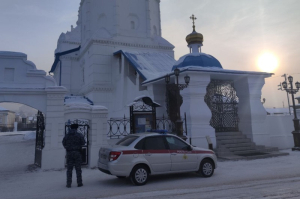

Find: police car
<box><xmin>98</xmin><ymin>132</ymin><xmax>217</xmax><ymax>186</ymax></box>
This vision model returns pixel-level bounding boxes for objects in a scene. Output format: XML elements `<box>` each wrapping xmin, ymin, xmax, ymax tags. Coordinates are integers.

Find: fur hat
<box><xmin>70</xmin><ymin>124</ymin><xmax>79</xmax><ymax>129</ymax></box>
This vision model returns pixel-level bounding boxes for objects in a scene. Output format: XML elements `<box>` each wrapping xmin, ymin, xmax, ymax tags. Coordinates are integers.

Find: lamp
<box><xmin>296</xmin><ymin>82</ymin><xmax>300</xmax><ymax>89</ymax></box>
<box><xmin>279</xmin><ymin>75</ymin><xmax>300</xmax><ymax>151</ymax></box>
<box><xmin>164</xmin><ymin>69</ymin><xmax>190</xmax><ymax>139</ymax></box>
<box><xmin>282</xmin><ymin>81</ymin><xmax>288</xmax><ymax>89</ymax></box>
<box><xmin>165</xmin><ymin>74</ymin><xmax>170</xmax><ymax>84</ymax></box>
<box><xmin>184</xmin><ymin>75</ymin><xmax>190</xmax><ymax>85</ymax></box>
<box><xmin>174</xmin><ymin>68</ymin><xmax>180</xmax><ymax>77</ymax></box>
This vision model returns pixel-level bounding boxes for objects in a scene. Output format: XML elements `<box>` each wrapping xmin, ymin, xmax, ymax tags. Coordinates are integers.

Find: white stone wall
<box><xmin>181</xmin><ymin>73</ymin><xmax>216</xmax><ymax>148</ymax></box>
<box><xmin>235</xmin><ymin>76</ymin><xmax>270</xmax><ymax>146</ymax></box>
<box><xmin>265</xmin><ymin>115</ymin><xmax>294</xmax><ymax>149</ymax></box>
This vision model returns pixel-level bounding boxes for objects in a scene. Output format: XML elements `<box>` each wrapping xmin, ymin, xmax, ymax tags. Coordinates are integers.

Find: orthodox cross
<box><xmin>190</xmin><ymin>14</ymin><xmax>197</xmax><ymax>31</ymax></box>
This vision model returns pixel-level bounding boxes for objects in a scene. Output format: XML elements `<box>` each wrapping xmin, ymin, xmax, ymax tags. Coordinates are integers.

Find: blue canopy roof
<box><xmin>172</xmin><ymin>53</ymin><xmax>222</xmax><ymax>70</ymax></box>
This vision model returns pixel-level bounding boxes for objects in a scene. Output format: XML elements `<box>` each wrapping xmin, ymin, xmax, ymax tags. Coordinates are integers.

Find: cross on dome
<box><xmin>190</xmin><ymin>14</ymin><xmax>197</xmax><ymax>31</ymax></box>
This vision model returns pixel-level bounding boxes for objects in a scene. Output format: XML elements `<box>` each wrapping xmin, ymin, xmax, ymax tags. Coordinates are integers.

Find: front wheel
<box><xmin>130</xmin><ymin>165</ymin><xmax>149</xmax><ymax>186</ymax></box>
<box><xmin>198</xmin><ymin>159</ymin><xmax>214</xmax><ymax>177</ymax></box>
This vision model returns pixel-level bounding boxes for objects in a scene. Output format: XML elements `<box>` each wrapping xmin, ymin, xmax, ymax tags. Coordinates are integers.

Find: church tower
<box><xmin>79</xmin><ymin>0</ymin><xmax>165</xmax><ymax>47</ymax></box>
<box><xmin>52</xmin><ymin>0</ymin><xmax>174</xmax><ymax>117</ymax></box>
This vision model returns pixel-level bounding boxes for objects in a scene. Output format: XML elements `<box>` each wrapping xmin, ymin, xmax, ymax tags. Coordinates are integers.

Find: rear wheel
<box><xmin>198</xmin><ymin>159</ymin><xmax>214</xmax><ymax>177</ymax></box>
<box><xmin>130</xmin><ymin>165</ymin><xmax>149</xmax><ymax>186</ymax></box>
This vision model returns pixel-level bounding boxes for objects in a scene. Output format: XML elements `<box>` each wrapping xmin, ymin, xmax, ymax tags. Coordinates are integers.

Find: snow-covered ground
<box><xmin>0</xmin><ymin>132</ymin><xmax>300</xmax><ymax>199</ymax></box>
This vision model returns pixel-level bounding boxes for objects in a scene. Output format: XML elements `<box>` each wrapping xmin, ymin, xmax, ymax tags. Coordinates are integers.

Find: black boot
<box><xmin>78</xmin><ymin>183</ymin><xmax>83</xmax><ymax>187</ymax></box>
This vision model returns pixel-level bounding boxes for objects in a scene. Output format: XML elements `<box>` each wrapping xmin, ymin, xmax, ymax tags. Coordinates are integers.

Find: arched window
<box><xmin>153</xmin><ymin>26</ymin><xmax>157</xmax><ymax>36</ymax></box>
<box><xmin>131</xmin><ymin>21</ymin><xmax>135</xmax><ymax>30</ymax></box>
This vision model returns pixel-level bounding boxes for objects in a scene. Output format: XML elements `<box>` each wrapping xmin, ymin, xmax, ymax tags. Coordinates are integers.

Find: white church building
<box><xmin>0</xmin><ymin>0</ymin><xmax>293</xmax><ymax>169</ymax></box>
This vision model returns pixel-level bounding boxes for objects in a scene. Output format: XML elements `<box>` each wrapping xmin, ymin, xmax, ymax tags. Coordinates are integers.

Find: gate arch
<box><xmin>0</xmin><ymin>51</ymin><xmax>67</xmax><ymax>169</ymax></box>
<box><xmin>204</xmin><ymin>80</ymin><xmax>239</xmax><ymax>132</ymax></box>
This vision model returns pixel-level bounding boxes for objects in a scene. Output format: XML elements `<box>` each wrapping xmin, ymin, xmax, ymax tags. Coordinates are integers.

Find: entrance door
<box><xmin>204</xmin><ymin>80</ymin><xmax>239</xmax><ymax>132</ymax></box>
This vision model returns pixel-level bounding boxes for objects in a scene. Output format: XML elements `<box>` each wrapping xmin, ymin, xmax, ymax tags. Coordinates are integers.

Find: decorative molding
<box><xmin>60</xmin><ymin>55</ymin><xmax>79</xmax><ymax>61</ymax></box>
<box><xmin>80</xmin><ymin>83</ymin><xmax>113</xmax><ymax>95</ymax></box>
<box><xmin>79</xmin><ymin>38</ymin><xmax>174</xmax><ymax>59</ymax></box>
<box><xmin>47</xmin><ymin>94</ymin><xmax>66</xmax><ymax>99</ymax></box>
<box><xmin>59</xmin><ymin>40</ymin><xmax>81</xmax><ymax>45</ymax></box>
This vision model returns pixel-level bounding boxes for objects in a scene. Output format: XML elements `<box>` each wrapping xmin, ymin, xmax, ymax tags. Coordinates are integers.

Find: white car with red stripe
<box><xmin>98</xmin><ymin>132</ymin><xmax>217</xmax><ymax>185</ymax></box>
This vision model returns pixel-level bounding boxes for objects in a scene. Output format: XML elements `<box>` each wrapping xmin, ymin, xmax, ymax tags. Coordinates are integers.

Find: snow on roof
<box><xmin>127</xmin><ymin>95</ymin><xmax>161</xmax><ymax>107</ymax></box>
<box><xmin>0</xmin><ymin>106</ymin><xmax>8</xmax><ymax>111</ymax></box>
<box><xmin>0</xmin><ymin>51</ymin><xmax>27</xmax><ymax>58</ymax></box>
<box><xmin>173</xmin><ymin>52</ymin><xmax>223</xmax><ymax>70</ymax></box>
<box><xmin>64</xmin><ymin>96</ymin><xmax>94</xmax><ymax>105</ymax></box>
<box><xmin>143</xmin><ymin>66</ymin><xmax>273</xmax><ymax>85</ymax></box>
<box><xmin>114</xmin><ymin>50</ymin><xmax>176</xmax><ymax>80</ymax></box>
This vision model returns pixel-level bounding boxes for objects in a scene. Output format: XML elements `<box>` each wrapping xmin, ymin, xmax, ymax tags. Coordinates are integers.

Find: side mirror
<box><xmin>187</xmin><ymin>145</ymin><xmax>193</xmax><ymax>151</ymax></box>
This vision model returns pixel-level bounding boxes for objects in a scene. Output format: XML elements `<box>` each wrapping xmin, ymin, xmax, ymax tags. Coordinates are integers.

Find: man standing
<box><xmin>62</xmin><ymin>123</ymin><xmax>86</xmax><ymax>188</ymax></box>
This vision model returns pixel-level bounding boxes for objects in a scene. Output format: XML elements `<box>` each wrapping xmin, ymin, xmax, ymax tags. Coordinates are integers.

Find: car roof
<box><xmin>129</xmin><ymin>132</ymin><xmax>175</xmax><ymax>138</ymax></box>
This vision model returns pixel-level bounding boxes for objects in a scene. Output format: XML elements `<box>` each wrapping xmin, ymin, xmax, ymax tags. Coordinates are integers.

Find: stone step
<box><xmin>215</xmin><ymin>132</ymin><xmax>242</xmax><ymax>136</ymax></box>
<box><xmin>234</xmin><ymin>150</ymin><xmax>263</xmax><ymax>155</ymax></box>
<box><xmin>228</xmin><ymin>146</ymin><xmax>257</xmax><ymax>152</ymax></box>
<box><xmin>243</xmin><ymin>152</ymin><xmax>289</xmax><ymax>160</ymax></box>
<box><xmin>259</xmin><ymin>147</ymin><xmax>279</xmax><ymax>153</ymax></box>
<box><xmin>218</xmin><ymin>138</ymin><xmax>251</xmax><ymax>144</ymax></box>
<box><xmin>233</xmin><ymin>148</ymin><xmax>279</xmax><ymax>156</ymax></box>
<box><xmin>217</xmin><ymin>152</ymin><xmax>289</xmax><ymax>161</ymax></box>
<box><xmin>216</xmin><ymin>135</ymin><xmax>247</xmax><ymax>140</ymax></box>
<box><xmin>220</xmin><ymin>142</ymin><xmax>255</xmax><ymax>148</ymax></box>
<box><xmin>215</xmin><ymin>151</ymin><xmax>235</xmax><ymax>157</ymax></box>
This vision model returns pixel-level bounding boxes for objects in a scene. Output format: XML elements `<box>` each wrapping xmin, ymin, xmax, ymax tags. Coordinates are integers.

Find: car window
<box><xmin>134</xmin><ymin>138</ymin><xmax>145</xmax><ymax>150</ymax></box>
<box><xmin>166</xmin><ymin>136</ymin><xmax>190</xmax><ymax>150</ymax></box>
<box><xmin>144</xmin><ymin>137</ymin><xmax>167</xmax><ymax>150</ymax></box>
<box><xmin>115</xmin><ymin>136</ymin><xmax>139</xmax><ymax>146</ymax></box>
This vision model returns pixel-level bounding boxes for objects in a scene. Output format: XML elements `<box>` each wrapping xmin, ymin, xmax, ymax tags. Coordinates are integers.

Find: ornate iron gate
<box><xmin>129</xmin><ymin>98</ymin><xmax>157</xmax><ymax>134</ymax></box>
<box><xmin>35</xmin><ymin>111</ymin><xmax>45</xmax><ymax>167</ymax></box>
<box><xmin>65</xmin><ymin>120</ymin><xmax>89</xmax><ymax>165</ymax></box>
<box><xmin>204</xmin><ymin>80</ymin><xmax>239</xmax><ymax>132</ymax></box>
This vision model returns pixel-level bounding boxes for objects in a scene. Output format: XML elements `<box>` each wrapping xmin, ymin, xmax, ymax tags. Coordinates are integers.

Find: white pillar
<box><xmin>235</xmin><ymin>76</ymin><xmax>269</xmax><ymax>146</ymax></box>
<box><xmin>14</xmin><ymin>122</ymin><xmax>17</xmax><ymax>132</ymax></box>
<box><xmin>89</xmin><ymin>106</ymin><xmax>108</xmax><ymax>168</ymax></box>
<box><xmin>42</xmin><ymin>87</ymin><xmax>67</xmax><ymax>170</ymax></box>
<box><xmin>181</xmin><ymin>73</ymin><xmax>216</xmax><ymax>148</ymax></box>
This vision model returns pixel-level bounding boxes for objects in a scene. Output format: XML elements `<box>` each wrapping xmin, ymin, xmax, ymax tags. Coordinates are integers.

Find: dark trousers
<box><xmin>66</xmin><ymin>151</ymin><xmax>82</xmax><ymax>185</ymax></box>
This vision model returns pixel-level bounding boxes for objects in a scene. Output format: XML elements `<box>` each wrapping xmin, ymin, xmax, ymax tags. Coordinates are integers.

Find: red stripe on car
<box><xmin>122</xmin><ymin>150</ymin><xmax>214</xmax><ymax>155</ymax></box>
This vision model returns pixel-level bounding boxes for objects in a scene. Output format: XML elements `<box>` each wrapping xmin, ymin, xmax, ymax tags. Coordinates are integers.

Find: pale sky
<box><xmin>0</xmin><ymin>0</ymin><xmax>300</xmax><ymax>109</ymax></box>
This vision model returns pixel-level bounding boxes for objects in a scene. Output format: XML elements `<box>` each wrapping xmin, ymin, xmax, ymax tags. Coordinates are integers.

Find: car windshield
<box><xmin>115</xmin><ymin>136</ymin><xmax>139</xmax><ymax>146</ymax></box>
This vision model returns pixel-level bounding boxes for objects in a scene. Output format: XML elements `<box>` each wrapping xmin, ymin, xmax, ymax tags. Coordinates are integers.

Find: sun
<box><xmin>257</xmin><ymin>52</ymin><xmax>278</xmax><ymax>72</ymax></box>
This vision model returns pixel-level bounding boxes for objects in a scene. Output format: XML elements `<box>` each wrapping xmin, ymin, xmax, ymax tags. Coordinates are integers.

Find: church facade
<box><xmin>0</xmin><ymin>0</ymin><xmax>291</xmax><ymax>170</ymax></box>
<box><xmin>50</xmin><ymin>0</ymin><xmax>275</xmax><ymax>153</ymax></box>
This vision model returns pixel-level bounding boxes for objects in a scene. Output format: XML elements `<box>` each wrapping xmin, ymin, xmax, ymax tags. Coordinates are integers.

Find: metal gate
<box><xmin>204</xmin><ymin>80</ymin><xmax>239</xmax><ymax>132</ymax></box>
<box><xmin>35</xmin><ymin>111</ymin><xmax>45</xmax><ymax>167</ymax></box>
<box><xmin>65</xmin><ymin>120</ymin><xmax>89</xmax><ymax>165</ymax></box>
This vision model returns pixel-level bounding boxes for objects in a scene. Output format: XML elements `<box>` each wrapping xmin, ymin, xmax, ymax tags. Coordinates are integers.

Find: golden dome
<box><xmin>186</xmin><ymin>31</ymin><xmax>203</xmax><ymax>45</ymax></box>
<box><xmin>186</xmin><ymin>14</ymin><xmax>203</xmax><ymax>45</ymax></box>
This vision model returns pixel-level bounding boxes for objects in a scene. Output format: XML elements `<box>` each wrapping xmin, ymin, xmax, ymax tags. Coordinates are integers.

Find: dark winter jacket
<box><xmin>62</xmin><ymin>129</ymin><xmax>86</xmax><ymax>152</ymax></box>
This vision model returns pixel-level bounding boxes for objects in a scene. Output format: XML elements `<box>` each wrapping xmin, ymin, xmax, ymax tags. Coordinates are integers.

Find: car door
<box><xmin>165</xmin><ymin>136</ymin><xmax>198</xmax><ymax>171</ymax></box>
<box><xmin>142</xmin><ymin>136</ymin><xmax>171</xmax><ymax>173</ymax></box>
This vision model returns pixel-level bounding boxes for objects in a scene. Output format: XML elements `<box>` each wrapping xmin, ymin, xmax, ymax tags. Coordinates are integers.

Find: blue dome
<box><xmin>172</xmin><ymin>53</ymin><xmax>223</xmax><ymax>70</ymax></box>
